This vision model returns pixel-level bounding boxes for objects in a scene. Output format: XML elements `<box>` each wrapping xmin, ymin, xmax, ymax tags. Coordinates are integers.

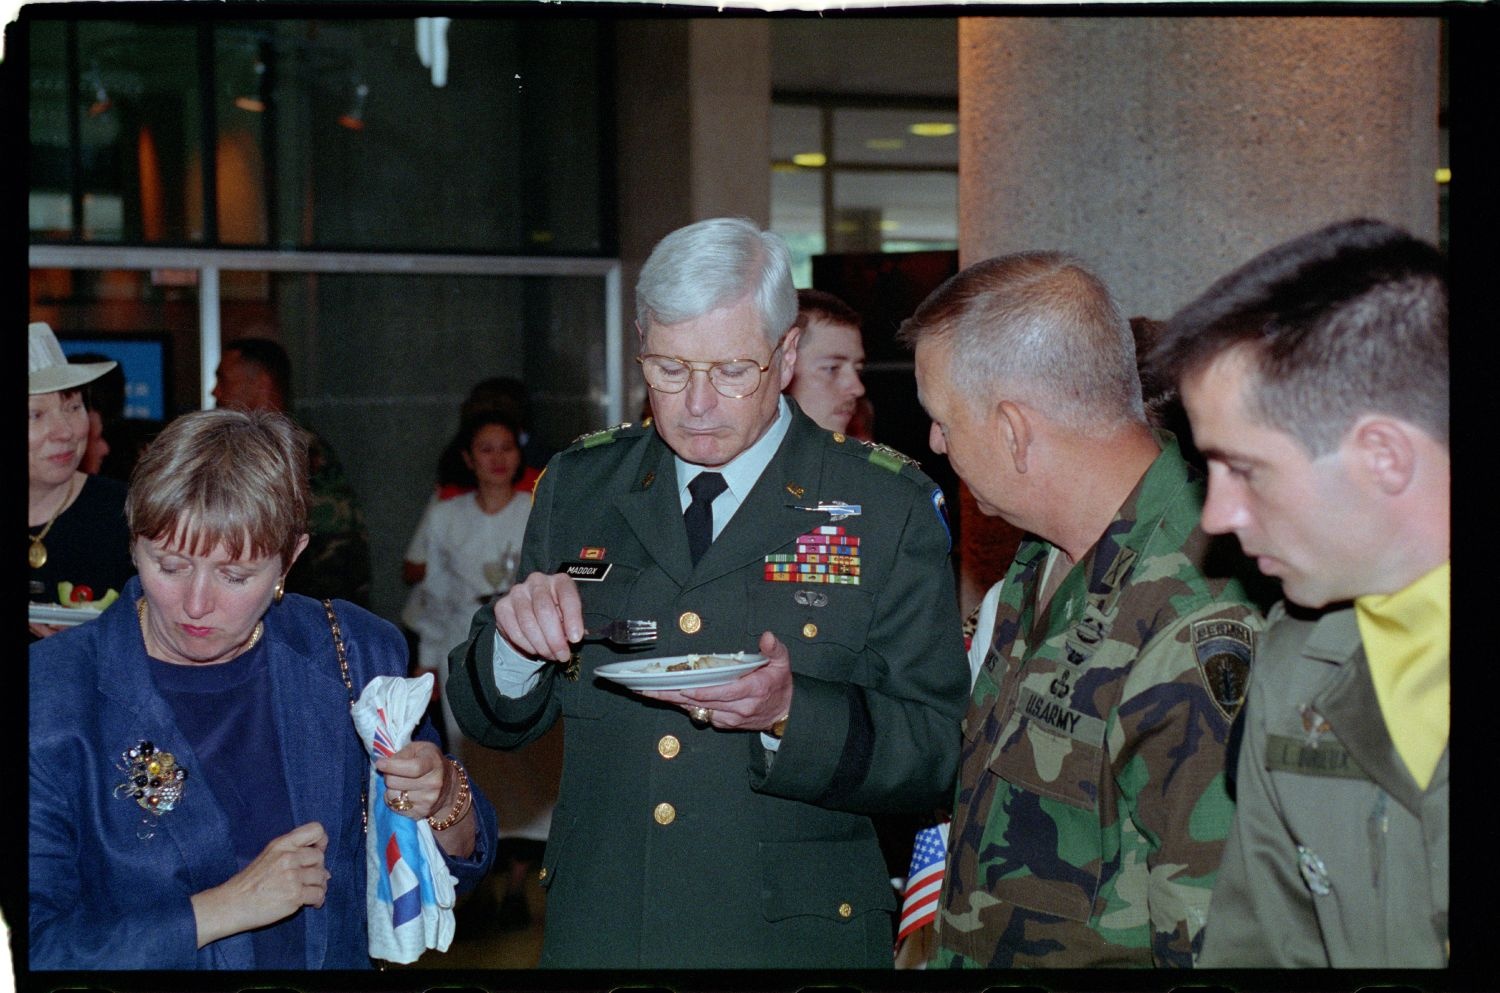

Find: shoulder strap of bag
<box><xmin>322</xmin><ymin>598</ymin><xmax>368</xmax><ymax>835</ymax></box>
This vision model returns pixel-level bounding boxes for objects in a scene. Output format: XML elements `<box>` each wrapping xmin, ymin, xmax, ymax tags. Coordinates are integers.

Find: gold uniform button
<box><xmin>678</xmin><ymin>611</ymin><xmax>702</xmax><ymax>634</ymax></box>
<box><xmin>838</xmin><ymin>902</ymin><xmax>853</xmax><ymax>919</ymax></box>
<box><xmin>537</xmin><ymin>867</ymin><xmax>549</xmax><ymax>881</ymax></box>
<box><xmin>658</xmin><ymin>734</ymin><xmax>681</xmax><ymax>759</ymax></box>
<box><xmin>802</xmin><ymin>622</ymin><xmax>818</xmax><ymax>639</ymax></box>
<box><xmin>654</xmin><ymin>802</ymin><xmax>676</xmax><ymax>825</ymax></box>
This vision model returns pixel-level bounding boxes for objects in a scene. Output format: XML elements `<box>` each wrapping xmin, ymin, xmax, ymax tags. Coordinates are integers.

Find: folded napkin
<box><xmin>350</xmin><ymin>673</ymin><xmax>457</xmax><ymax>963</ymax></box>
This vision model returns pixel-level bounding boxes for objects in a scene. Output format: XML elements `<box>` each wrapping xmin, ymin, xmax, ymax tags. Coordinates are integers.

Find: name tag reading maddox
<box><xmin>562</xmin><ymin>561</ymin><xmax>613</xmax><ymax>582</ymax></box>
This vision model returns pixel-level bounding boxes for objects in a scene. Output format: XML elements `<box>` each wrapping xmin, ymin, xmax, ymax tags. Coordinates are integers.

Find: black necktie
<box><xmin>684</xmin><ymin>472</ymin><xmax>728</xmax><ymax>565</ymax></box>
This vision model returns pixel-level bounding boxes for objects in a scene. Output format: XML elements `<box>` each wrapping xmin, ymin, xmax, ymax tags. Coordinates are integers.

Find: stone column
<box><xmin>614</xmin><ymin>19</ymin><xmax>772</xmax><ymax>419</ymax></box>
<box><xmin>953</xmin><ymin>16</ymin><xmax>1440</xmax><ymax>604</ymax></box>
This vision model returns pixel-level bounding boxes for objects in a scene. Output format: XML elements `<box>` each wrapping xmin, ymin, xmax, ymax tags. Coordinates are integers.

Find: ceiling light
<box><xmin>909</xmin><ymin>122</ymin><xmax>956</xmax><ymax>138</ymax></box>
<box><xmin>234</xmin><ymin>59</ymin><xmax>266</xmax><ymax>113</ymax></box>
<box><xmin>338</xmin><ymin>82</ymin><xmax>369</xmax><ymax>131</ymax></box>
<box><xmin>1434</xmin><ymin>167</ymin><xmax>1451</xmax><ymax>184</ymax></box>
<box><xmin>792</xmin><ymin>152</ymin><xmax>826</xmax><ymax>168</ymax></box>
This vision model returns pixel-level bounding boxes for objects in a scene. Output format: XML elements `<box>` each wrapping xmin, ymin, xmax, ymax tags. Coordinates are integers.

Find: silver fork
<box><xmin>581</xmin><ymin>618</ymin><xmax>658</xmax><ymax>647</ymax></box>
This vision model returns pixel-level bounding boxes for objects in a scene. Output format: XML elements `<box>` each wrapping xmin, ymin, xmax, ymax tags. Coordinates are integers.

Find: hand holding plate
<box><xmin>642</xmin><ymin>630</ymin><xmax>792</xmax><ymax>732</ymax></box>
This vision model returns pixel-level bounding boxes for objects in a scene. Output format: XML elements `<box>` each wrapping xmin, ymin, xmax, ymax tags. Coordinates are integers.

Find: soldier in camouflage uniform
<box><xmin>212</xmin><ymin>338</ymin><xmax>372</xmax><ymax>606</ymax></box>
<box><xmin>900</xmin><ymin>252</ymin><xmax>1265</xmax><ymax>967</ymax></box>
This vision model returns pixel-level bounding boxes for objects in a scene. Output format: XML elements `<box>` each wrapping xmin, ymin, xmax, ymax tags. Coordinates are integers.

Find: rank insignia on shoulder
<box><xmin>861</xmin><ymin>440</ymin><xmax>921</xmax><ymax>474</ymax></box>
<box><xmin>1192</xmin><ymin>618</ymin><xmax>1253</xmax><ymax>723</ymax></box>
<box><xmin>570</xmin><ymin>423</ymin><xmax>631</xmax><ymax>448</ymax></box>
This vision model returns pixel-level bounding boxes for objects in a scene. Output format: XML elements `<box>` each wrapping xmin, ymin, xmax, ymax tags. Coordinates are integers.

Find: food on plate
<box><xmin>56</xmin><ymin>582</ymin><xmax>120</xmax><ymax>610</ymax></box>
<box><xmin>652</xmin><ymin>652</ymin><xmax>749</xmax><ymax>673</ymax></box>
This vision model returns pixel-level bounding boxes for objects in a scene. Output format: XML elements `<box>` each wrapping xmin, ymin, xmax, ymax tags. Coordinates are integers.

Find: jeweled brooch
<box><xmin>114</xmin><ymin>739</ymin><xmax>188</xmax><ymax>838</ymax></box>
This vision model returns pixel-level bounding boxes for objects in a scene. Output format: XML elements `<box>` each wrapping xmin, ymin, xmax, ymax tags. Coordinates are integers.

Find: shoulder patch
<box><xmin>569</xmin><ymin>422</ymin><xmax>640</xmax><ymax>450</ymax></box>
<box><xmin>930</xmin><ymin>488</ymin><xmax>951</xmax><ymax>552</ymax></box>
<box><xmin>860</xmin><ymin>440</ymin><xmax>921</xmax><ymax>474</ymax></box>
<box><xmin>1192</xmin><ymin>618</ymin><xmax>1254</xmax><ymax>723</ymax></box>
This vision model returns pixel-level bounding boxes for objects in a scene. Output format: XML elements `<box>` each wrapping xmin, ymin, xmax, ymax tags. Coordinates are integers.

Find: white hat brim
<box><xmin>29</xmin><ymin>360</ymin><xmax>118</xmax><ymax>396</ymax></box>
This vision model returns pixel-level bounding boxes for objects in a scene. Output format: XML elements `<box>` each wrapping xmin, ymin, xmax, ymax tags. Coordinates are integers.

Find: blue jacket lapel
<box><xmin>94</xmin><ymin>590</ymin><xmax>256</xmax><ymax>969</ymax></box>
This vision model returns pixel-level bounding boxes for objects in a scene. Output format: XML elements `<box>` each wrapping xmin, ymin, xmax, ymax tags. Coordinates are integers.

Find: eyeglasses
<box><xmin>637</xmin><ymin>330</ymin><xmax>791</xmax><ymax>399</ymax></box>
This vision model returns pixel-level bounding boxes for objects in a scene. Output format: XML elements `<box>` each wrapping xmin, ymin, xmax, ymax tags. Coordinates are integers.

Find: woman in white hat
<box><xmin>28</xmin><ymin>321</ymin><xmax>136</xmax><ymax>637</ymax></box>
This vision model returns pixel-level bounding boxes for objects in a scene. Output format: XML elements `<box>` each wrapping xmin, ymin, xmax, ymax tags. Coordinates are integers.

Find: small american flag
<box><xmin>896</xmin><ymin>821</ymin><xmax>949</xmax><ymax>944</ymax></box>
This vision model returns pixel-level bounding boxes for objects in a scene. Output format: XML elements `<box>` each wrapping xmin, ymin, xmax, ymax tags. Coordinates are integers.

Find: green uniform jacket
<box><xmin>448</xmin><ymin>404</ymin><xmax>969</xmax><ymax>968</ymax></box>
<box><xmin>936</xmin><ymin>432</ymin><xmax>1264</xmax><ymax>968</ymax></box>
<box><xmin>1199</xmin><ymin>603</ymin><xmax>1448</xmax><ymax>967</ymax></box>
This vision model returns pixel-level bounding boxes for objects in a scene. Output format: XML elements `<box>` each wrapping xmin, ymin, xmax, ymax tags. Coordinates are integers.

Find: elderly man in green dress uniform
<box><xmin>1151</xmin><ymin>218</ymin><xmax>1449</xmax><ymax>967</ymax></box>
<box><xmin>447</xmin><ymin>217</ymin><xmax>969</xmax><ymax>968</ymax></box>
<box><xmin>902</xmin><ymin>252</ymin><xmax>1266</xmax><ymax>967</ymax></box>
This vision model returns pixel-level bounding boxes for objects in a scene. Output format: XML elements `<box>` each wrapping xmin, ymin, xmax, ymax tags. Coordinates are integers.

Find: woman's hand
<box><xmin>378</xmin><ymin>741</ymin><xmax>478</xmax><ymax>860</ymax></box>
<box><xmin>190</xmin><ymin>821</ymin><xmax>330</xmax><ymax>948</ymax></box>
<box><xmin>376</xmin><ymin>740</ymin><xmax>450</xmax><ymax>820</ymax></box>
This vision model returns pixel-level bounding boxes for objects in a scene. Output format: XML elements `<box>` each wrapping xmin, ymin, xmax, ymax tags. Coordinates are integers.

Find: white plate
<box><xmin>594</xmin><ymin>653</ymin><xmax>768</xmax><ymax>691</ymax></box>
<box><xmin>29</xmin><ymin>602</ymin><xmax>104</xmax><ymax>627</ymax></box>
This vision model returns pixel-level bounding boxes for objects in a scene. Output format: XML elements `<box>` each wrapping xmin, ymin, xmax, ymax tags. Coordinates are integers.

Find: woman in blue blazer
<box><xmin>29</xmin><ymin>409</ymin><xmax>495</xmax><ymax>969</ymax></box>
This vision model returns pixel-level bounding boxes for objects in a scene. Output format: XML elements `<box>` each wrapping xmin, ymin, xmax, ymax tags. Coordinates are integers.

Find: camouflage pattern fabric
<box><xmin>935</xmin><ymin>432</ymin><xmax>1263</xmax><ymax>968</ymax></box>
<box><xmin>286</xmin><ymin>424</ymin><xmax>372</xmax><ymax>607</ymax></box>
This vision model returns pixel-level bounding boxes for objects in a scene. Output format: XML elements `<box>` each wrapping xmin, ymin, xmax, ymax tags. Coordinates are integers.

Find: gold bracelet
<box><xmin>427</xmin><ymin>759</ymin><xmax>472</xmax><ymax>832</ymax></box>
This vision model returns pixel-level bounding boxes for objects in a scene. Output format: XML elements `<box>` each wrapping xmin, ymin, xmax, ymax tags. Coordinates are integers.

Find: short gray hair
<box><xmin>635</xmin><ymin>217</ymin><xmax>797</xmax><ymax>346</ymax></box>
<box><xmin>897</xmin><ymin>251</ymin><xmax>1145</xmax><ymax>433</ymax></box>
<box><xmin>128</xmin><ymin>409</ymin><xmax>309</xmax><ymax>568</ymax></box>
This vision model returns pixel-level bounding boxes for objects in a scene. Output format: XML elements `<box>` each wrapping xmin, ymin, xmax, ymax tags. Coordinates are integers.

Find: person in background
<box><xmin>29</xmin><ymin>408</ymin><xmax>496</xmax><ymax>969</ymax></box>
<box><xmin>212</xmin><ymin>337</ymin><xmax>373</xmax><ymax>606</ymax></box>
<box><xmin>786</xmin><ymin>288</ymin><xmax>867</xmax><ymax>434</ymax></box>
<box><xmin>446</xmin><ymin>217</ymin><xmax>969</xmax><ymax>968</ymax></box>
<box><xmin>1149</xmin><ymin>218</ymin><xmax>1449</xmax><ymax>967</ymax></box>
<box><xmin>67</xmin><ymin>351</ymin><xmax>162</xmax><ymax>484</ymax></box>
<box><xmin>402</xmin><ymin>410</ymin><xmax>555</xmax><ymax>932</ymax></box>
<box><xmin>434</xmin><ymin>377</ymin><xmax>549</xmax><ymax>499</ymax></box>
<box><xmin>900</xmin><ymin>251</ymin><xmax>1265</xmax><ymax>968</ymax></box>
<box><xmin>29</xmin><ymin>323</ymin><xmax>135</xmax><ymax>638</ymax></box>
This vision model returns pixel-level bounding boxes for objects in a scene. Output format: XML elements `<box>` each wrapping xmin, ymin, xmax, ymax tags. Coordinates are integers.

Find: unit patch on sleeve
<box><xmin>1191</xmin><ymin>617</ymin><xmax>1254</xmax><ymax>723</ymax></box>
<box><xmin>764</xmin><ymin>526</ymin><xmax>861</xmax><ymax>585</ymax></box>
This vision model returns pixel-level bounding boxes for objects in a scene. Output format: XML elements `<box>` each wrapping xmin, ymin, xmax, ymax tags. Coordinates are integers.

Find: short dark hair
<box><xmin>462</xmin><ymin>376</ymin><xmax>529</xmax><ymax>428</ymax></box>
<box><xmin>225</xmin><ymin>337</ymin><xmax>293</xmax><ymax>400</ymax></box>
<box><xmin>797</xmin><ymin>288</ymin><xmax>863</xmax><ymax>332</ymax></box>
<box><xmin>1149</xmin><ymin>218</ymin><xmax>1447</xmax><ymax>455</ymax></box>
<box><xmin>69</xmin><ymin>353</ymin><xmax>124</xmax><ymax>417</ymax></box>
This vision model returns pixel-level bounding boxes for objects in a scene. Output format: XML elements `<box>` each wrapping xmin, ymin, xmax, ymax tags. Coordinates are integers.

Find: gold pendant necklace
<box><xmin>29</xmin><ymin>474</ymin><xmax>78</xmax><ymax>570</ymax></box>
